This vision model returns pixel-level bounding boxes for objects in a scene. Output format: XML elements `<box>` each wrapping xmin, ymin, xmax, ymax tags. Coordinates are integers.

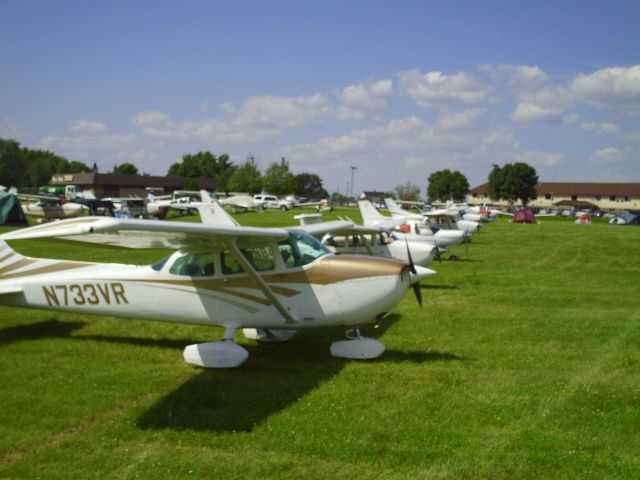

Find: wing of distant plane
<box><xmin>0</xmin><ymin>216</ymin><xmax>288</xmax><ymax>250</ymax></box>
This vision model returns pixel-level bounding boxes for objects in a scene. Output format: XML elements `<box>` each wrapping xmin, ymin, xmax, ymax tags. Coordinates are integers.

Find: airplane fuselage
<box><xmin>0</xmin><ymin>245</ymin><xmax>410</xmax><ymax>331</ymax></box>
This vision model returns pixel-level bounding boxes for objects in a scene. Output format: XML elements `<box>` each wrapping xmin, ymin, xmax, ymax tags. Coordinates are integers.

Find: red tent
<box><xmin>513</xmin><ymin>209</ymin><xmax>536</xmax><ymax>223</ymax></box>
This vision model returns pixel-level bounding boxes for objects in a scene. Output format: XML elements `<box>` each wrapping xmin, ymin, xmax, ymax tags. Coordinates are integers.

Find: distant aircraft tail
<box><xmin>358</xmin><ymin>200</ymin><xmax>387</xmax><ymax>225</ymax></box>
<box><xmin>384</xmin><ymin>198</ymin><xmax>414</xmax><ymax>217</ymax></box>
<box><xmin>197</xmin><ymin>199</ymin><xmax>239</xmax><ymax>227</ymax></box>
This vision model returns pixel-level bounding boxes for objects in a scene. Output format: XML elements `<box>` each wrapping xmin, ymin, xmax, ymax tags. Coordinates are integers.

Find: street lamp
<box><xmin>350</xmin><ymin>166</ymin><xmax>357</xmax><ymax>199</ymax></box>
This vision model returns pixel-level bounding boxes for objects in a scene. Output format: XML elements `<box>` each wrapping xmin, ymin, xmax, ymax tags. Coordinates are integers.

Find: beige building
<box><xmin>468</xmin><ymin>182</ymin><xmax>640</xmax><ymax>211</ymax></box>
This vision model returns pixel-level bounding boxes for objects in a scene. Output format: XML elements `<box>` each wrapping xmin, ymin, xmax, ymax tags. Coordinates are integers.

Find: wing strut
<box><xmin>228</xmin><ymin>241</ymin><xmax>298</xmax><ymax>325</ymax></box>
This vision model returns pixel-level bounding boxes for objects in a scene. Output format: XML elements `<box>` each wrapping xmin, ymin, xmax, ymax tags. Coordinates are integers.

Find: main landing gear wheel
<box><xmin>243</xmin><ymin>328</ymin><xmax>297</xmax><ymax>343</ymax></box>
<box><xmin>330</xmin><ymin>327</ymin><xmax>385</xmax><ymax>360</ymax></box>
<box><xmin>183</xmin><ymin>327</ymin><xmax>249</xmax><ymax>368</ymax></box>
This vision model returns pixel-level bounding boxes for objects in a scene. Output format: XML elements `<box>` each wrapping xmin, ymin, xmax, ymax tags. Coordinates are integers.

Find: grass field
<box><xmin>1</xmin><ymin>211</ymin><xmax>639</xmax><ymax>479</ymax></box>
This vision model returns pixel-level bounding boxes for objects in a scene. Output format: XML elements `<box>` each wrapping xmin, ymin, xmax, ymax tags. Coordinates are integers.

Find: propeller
<box><xmin>404</xmin><ymin>236</ymin><xmax>423</xmax><ymax>308</ymax></box>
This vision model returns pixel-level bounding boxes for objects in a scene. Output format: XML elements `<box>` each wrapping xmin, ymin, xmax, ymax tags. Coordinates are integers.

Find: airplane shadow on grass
<box><xmin>0</xmin><ymin>317</ymin><xmax>463</xmax><ymax>433</ymax></box>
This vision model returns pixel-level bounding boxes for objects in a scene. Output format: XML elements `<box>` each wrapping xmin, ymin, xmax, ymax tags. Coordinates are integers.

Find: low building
<box><xmin>468</xmin><ymin>182</ymin><xmax>640</xmax><ymax>211</ymax></box>
<box><xmin>49</xmin><ymin>173</ymin><xmax>215</xmax><ymax>198</ymax></box>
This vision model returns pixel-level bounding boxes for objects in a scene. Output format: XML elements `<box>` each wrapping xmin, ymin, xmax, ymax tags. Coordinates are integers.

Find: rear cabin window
<box><xmin>221</xmin><ymin>246</ymin><xmax>276</xmax><ymax>274</ymax></box>
<box><xmin>169</xmin><ymin>253</ymin><xmax>214</xmax><ymax>276</ymax></box>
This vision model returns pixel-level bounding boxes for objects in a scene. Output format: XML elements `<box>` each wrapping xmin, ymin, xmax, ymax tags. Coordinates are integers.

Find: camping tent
<box><xmin>513</xmin><ymin>209</ymin><xmax>536</xmax><ymax>224</ymax></box>
<box><xmin>0</xmin><ymin>192</ymin><xmax>28</xmax><ymax>226</ymax></box>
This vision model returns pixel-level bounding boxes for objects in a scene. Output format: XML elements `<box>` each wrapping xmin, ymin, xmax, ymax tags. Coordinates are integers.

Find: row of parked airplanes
<box><xmin>0</xmin><ymin>188</ymin><xmax>500</xmax><ymax>368</ymax></box>
<box><xmin>4</xmin><ymin>186</ymin><xmax>330</xmax><ymax>220</ymax></box>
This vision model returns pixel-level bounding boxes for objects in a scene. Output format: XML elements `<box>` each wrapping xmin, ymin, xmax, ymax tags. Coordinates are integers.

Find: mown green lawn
<box><xmin>1</xmin><ymin>211</ymin><xmax>639</xmax><ymax>479</ymax></box>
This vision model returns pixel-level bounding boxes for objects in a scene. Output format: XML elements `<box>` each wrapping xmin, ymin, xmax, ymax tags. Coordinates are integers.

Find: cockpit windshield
<box><xmin>278</xmin><ymin>230</ymin><xmax>330</xmax><ymax>268</ymax></box>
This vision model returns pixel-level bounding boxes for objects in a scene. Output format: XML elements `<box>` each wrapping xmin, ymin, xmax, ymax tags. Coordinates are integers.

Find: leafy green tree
<box><xmin>489</xmin><ymin>162</ymin><xmax>538</xmax><ymax>205</ymax></box>
<box><xmin>394</xmin><ymin>181</ymin><xmax>421</xmax><ymax>201</ymax></box>
<box><xmin>111</xmin><ymin>162</ymin><xmax>139</xmax><ymax>175</ymax></box>
<box><xmin>168</xmin><ymin>151</ymin><xmax>236</xmax><ymax>191</ymax></box>
<box><xmin>0</xmin><ymin>139</ymin><xmax>25</xmax><ymax>187</ymax></box>
<box><xmin>1</xmin><ymin>138</ymin><xmax>89</xmax><ymax>188</ymax></box>
<box><xmin>427</xmin><ymin>169</ymin><xmax>469</xmax><ymax>202</ymax></box>
<box><xmin>295</xmin><ymin>173</ymin><xmax>328</xmax><ymax>198</ymax></box>
<box><xmin>227</xmin><ymin>157</ymin><xmax>262</xmax><ymax>194</ymax></box>
<box><xmin>262</xmin><ymin>158</ymin><xmax>296</xmax><ymax>195</ymax></box>
<box><xmin>331</xmin><ymin>192</ymin><xmax>349</xmax><ymax>205</ymax></box>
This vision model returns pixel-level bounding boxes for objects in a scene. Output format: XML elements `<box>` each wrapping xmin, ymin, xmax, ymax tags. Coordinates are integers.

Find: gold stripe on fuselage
<box><xmin>0</xmin><ymin>260</ymin><xmax>93</xmax><ymax>280</ymax></box>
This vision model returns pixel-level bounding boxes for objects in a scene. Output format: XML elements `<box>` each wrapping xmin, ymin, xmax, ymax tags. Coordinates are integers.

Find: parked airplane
<box><xmin>0</xmin><ymin>216</ymin><xmax>433</xmax><ymax>368</ymax></box>
<box><xmin>360</xmin><ymin>200</ymin><xmax>465</xmax><ymax>249</ymax></box>
<box><xmin>293</xmin><ymin>213</ymin><xmax>437</xmax><ymax>267</ymax></box>
<box><xmin>16</xmin><ymin>191</ymin><xmax>86</xmax><ymax>220</ymax></box>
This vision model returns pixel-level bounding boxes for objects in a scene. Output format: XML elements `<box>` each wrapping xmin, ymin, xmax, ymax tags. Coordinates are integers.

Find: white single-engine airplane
<box><xmin>0</xmin><ymin>216</ymin><xmax>433</xmax><ymax>368</ymax></box>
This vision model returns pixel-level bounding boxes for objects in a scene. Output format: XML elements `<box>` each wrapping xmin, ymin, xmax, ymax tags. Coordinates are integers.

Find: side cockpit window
<box><xmin>278</xmin><ymin>230</ymin><xmax>330</xmax><ymax>268</ymax></box>
<box><xmin>169</xmin><ymin>253</ymin><xmax>214</xmax><ymax>277</ymax></box>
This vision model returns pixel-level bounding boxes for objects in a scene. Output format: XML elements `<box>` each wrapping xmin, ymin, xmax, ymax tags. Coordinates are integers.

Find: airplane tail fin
<box><xmin>197</xmin><ymin>199</ymin><xmax>239</xmax><ymax>227</ymax></box>
<box><xmin>0</xmin><ymin>239</ymin><xmax>28</xmax><ymax>295</ymax></box>
<box><xmin>200</xmin><ymin>190</ymin><xmax>213</xmax><ymax>204</ymax></box>
<box><xmin>358</xmin><ymin>200</ymin><xmax>387</xmax><ymax>225</ymax></box>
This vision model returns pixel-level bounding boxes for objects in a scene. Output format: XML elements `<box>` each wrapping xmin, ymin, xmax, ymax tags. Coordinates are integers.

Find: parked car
<box><xmin>253</xmin><ymin>194</ymin><xmax>294</xmax><ymax>211</ymax></box>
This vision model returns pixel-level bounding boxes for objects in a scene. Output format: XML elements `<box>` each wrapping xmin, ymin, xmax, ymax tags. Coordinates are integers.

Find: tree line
<box><xmin>1</xmin><ymin>137</ymin><xmax>538</xmax><ymax>204</ymax></box>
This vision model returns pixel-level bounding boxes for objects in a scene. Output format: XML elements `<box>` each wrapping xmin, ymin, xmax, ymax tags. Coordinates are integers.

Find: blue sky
<box><xmin>2</xmin><ymin>0</ymin><xmax>639</xmax><ymax>195</ymax></box>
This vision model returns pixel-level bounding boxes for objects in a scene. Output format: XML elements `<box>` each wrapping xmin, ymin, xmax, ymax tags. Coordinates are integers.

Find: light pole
<box><xmin>350</xmin><ymin>166</ymin><xmax>357</xmax><ymax>200</ymax></box>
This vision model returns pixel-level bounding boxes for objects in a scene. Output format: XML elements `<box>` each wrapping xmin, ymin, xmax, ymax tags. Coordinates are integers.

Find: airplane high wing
<box><xmin>0</xmin><ymin>215</ymin><xmax>433</xmax><ymax>368</ymax></box>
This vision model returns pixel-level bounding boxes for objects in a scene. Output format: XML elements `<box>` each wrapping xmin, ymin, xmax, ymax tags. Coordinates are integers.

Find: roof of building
<box><xmin>49</xmin><ymin>172</ymin><xmax>215</xmax><ymax>189</ymax></box>
<box><xmin>470</xmin><ymin>182</ymin><xmax>640</xmax><ymax>196</ymax></box>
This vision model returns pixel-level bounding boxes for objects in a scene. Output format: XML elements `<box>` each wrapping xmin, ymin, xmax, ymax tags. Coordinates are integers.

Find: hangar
<box><xmin>47</xmin><ymin>172</ymin><xmax>215</xmax><ymax>198</ymax></box>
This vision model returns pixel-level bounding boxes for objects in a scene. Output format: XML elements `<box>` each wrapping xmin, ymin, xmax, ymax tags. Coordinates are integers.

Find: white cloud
<box><xmin>0</xmin><ymin>118</ymin><xmax>24</xmax><ymax>138</ymax></box>
<box><xmin>69</xmin><ymin>119</ymin><xmax>107</xmax><ymax>133</ymax></box>
<box><xmin>339</xmin><ymin>79</ymin><xmax>393</xmax><ymax>110</ymax></box>
<box><xmin>590</xmin><ymin>147</ymin><xmax>626</xmax><ymax>163</ymax></box>
<box><xmin>580</xmin><ymin>122</ymin><xmax>620</xmax><ymax>135</ymax></box>
<box><xmin>41</xmin><ymin>133</ymin><xmax>137</xmax><ymax>151</ymax></box>
<box><xmin>437</xmin><ymin>108</ymin><xmax>487</xmax><ymax>130</ymax></box>
<box><xmin>563</xmin><ymin>113</ymin><xmax>580</xmax><ymax>125</ymax></box>
<box><xmin>482</xmin><ymin>64</ymin><xmax>549</xmax><ymax>92</ymax></box>
<box><xmin>133</xmin><ymin>93</ymin><xmax>336</xmax><ymax>143</ymax></box>
<box><xmin>516</xmin><ymin>150</ymin><xmax>566</xmax><ymax>167</ymax></box>
<box><xmin>132</xmin><ymin>111</ymin><xmax>170</xmax><ymax>126</ymax></box>
<box><xmin>398</xmin><ymin>69</ymin><xmax>489</xmax><ymax>107</ymax></box>
<box><xmin>572</xmin><ymin>65</ymin><xmax>640</xmax><ymax>113</ymax></box>
<box><xmin>511</xmin><ymin>102</ymin><xmax>565</xmax><ymax>123</ymax></box>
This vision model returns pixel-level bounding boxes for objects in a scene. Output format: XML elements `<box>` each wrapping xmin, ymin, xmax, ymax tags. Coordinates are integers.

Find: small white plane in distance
<box><xmin>384</xmin><ymin>197</ymin><xmax>477</xmax><ymax>232</ymax></box>
<box><xmin>217</xmin><ymin>194</ymin><xmax>264</xmax><ymax>213</ymax></box>
<box><xmin>14</xmin><ymin>189</ymin><xmax>86</xmax><ymax>221</ymax></box>
<box><xmin>0</xmin><ymin>216</ymin><xmax>433</xmax><ymax>368</ymax></box>
<box><xmin>146</xmin><ymin>190</ymin><xmax>205</xmax><ymax>218</ymax></box>
<box><xmin>292</xmin><ymin>213</ymin><xmax>437</xmax><ymax>267</ymax></box>
<box><xmin>360</xmin><ymin>200</ymin><xmax>465</xmax><ymax>249</ymax></box>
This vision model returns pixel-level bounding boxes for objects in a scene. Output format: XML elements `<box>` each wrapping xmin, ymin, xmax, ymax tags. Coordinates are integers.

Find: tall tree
<box><xmin>489</xmin><ymin>162</ymin><xmax>538</xmax><ymax>205</ymax></box>
<box><xmin>168</xmin><ymin>151</ymin><xmax>236</xmax><ymax>190</ymax></box>
<box><xmin>111</xmin><ymin>162</ymin><xmax>139</xmax><ymax>175</ymax></box>
<box><xmin>294</xmin><ymin>173</ymin><xmax>328</xmax><ymax>198</ymax></box>
<box><xmin>227</xmin><ymin>157</ymin><xmax>262</xmax><ymax>194</ymax></box>
<box><xmin>262</xmin><ymin>157</ymin><xmax>296</xmax><ymax>195</ymax></box>
<box><xmin>1</xmin><ymin>138</ymin><xmax>89</xmax><ymax>188</ymax></box>
<box><xmin>394</xmin><ymin>181</ymin><xmax>421</xmax><ymax>201</ymax></box>
<box><xmin>427</xmin><ymin>169</ymin><xmax>469</xmax><ymax>202</ymax></box>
